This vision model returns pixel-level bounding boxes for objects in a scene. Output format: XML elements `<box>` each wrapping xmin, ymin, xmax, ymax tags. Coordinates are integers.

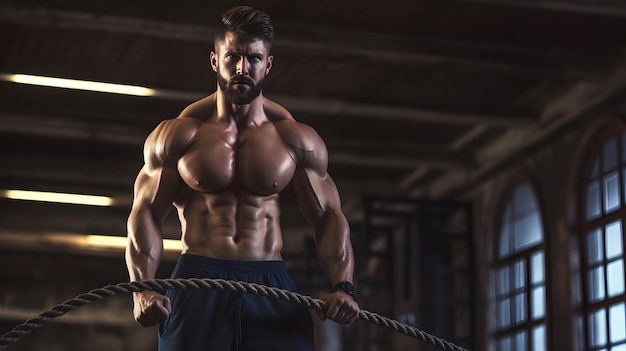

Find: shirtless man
<box><xmin>125</xmin><ymin>6</ymin><xmax>360</xmax><ymax>350</ymax></box>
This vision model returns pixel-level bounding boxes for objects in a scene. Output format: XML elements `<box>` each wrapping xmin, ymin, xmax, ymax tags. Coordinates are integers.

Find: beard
<box><xmin>217</xmin><ymin>72</ymin><xmax>264</xmax><ymax>105</ymax></box>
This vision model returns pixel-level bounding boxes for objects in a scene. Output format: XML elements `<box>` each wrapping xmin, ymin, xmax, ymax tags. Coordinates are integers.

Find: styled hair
<box><xmin>214</xmin><ymin>6</ymin><xmax>275</xmax><ymax>50</ymax></box>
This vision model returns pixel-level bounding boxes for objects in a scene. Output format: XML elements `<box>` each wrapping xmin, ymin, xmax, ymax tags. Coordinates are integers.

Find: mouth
<box><xmin>231</xmin><ymin>78</ymin><xmax>253</xmax><ymax>86</ymax></box>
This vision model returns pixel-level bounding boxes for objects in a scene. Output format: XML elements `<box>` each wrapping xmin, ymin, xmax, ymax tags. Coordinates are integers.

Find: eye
<box><xmin>251</xmin><ymin>55</ymin><xmax>263</xmax><ymax>62</ymax></box>
<box><xmin>225</xmin><ymin>53</ymin><xmax>242</xmax><ymax>62</ymax></box>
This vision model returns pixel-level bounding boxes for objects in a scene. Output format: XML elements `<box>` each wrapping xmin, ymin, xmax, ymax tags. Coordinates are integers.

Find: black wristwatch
<box><xmin>333</xmin><ymin>281</ymin><xmax>357</xmax><ymax>299</ymax></box>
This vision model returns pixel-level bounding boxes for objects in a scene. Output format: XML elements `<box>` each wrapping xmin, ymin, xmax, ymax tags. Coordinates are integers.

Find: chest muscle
<box><xmin>177</xmin><ymin>125</ymin><xmax>296</xmax><ymax>195</ymax></box>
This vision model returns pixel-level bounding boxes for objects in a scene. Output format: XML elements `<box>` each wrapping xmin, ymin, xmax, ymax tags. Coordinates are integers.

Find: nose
<box><xmin>236</xmin><ymin>58</ymin><xmax>249</xmax><ymax>76</ymax></box>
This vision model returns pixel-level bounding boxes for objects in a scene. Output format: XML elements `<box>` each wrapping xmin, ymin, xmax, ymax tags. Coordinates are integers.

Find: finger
<box><xmin>137</xmin><ymin>314</ymin><xmax>158</xmax><ymax>327</ymax></box>
<box><xmin>139</xmin><ymin>304</ymin><xmax>168</xmax><ymax>326</ymax></box>
<box><xmin>162</xmin><ymin>297</ymin><xmax>172</xmax><ymax>314</ymax></box>
<box><xmin>346</xmin><ymin>311</ymin><xmax>359</xmax><ymax>324</ymax></box>
<box><xmin>151</xmin><ymin>301</ymin><xmax>170</xmax><ymax>321</ymax></box>
<box><xmin>316</xmin><ymin>310</ymin><xmax>327</xmax><ymax>321</ymax></box>
<box><xmin>324</xmin><ymin>300</ymin><xmax>341</xmax><ymax>320</ymax></box>
<box><xmin>333</xmin><ymin>303</ymin><xmax>358</xmax><ymax>324</ymax></box>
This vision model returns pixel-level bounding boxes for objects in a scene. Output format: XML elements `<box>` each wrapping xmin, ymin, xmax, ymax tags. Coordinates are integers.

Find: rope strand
<box><xmin>0</xmin><ymin>278</ymin><xmax>469</xmax><ymax>351</ymax></box>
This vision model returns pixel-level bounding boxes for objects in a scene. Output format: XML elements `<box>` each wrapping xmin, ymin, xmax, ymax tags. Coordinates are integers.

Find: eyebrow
<box><xmin>224</xmin><ymin>51</ymin><xmax>265</xmax><ymax>58</ymax></box>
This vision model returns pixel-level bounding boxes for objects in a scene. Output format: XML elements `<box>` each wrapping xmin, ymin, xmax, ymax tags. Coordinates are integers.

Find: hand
<box><xmin>317</xmin><ymin>290</ymin><xmax>360</xmax><ymax>325</ymax></box>
<box><xmin>133</xmin><ymin>291</ymin><xmax>172</xmax><ymax>327</ymax></box>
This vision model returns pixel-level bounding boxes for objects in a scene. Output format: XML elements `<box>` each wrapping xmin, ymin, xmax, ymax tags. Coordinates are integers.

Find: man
<box><xmin>125</xmin><ymin>6</ymin><xmax>360</xmax><ymax>350</ymax></box>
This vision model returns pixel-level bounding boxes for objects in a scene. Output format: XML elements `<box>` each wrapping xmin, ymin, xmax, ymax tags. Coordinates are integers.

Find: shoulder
<box><xmin>263</xmin><ymin>97</ymin><xmax>295</xmax><ymax>122</ymax></box>
<box><xmin>261</xmin><ymin>96</ymin><xmax>319</xmax><ymax>150</ymax></box>
<box><xmin>273</xmin><ymin>120</ymin><xmax>328</xmax><ymax>172</ymax></box>
<box><xmin>179</xmin><ymin>94</ymin><xmax>216</xmax><ymax>121</ymax></box>
<box><xmin>261</xmin><ymin>96</ymin><xmax>329</xmax><ymax>171</ymax></box>
<box><xmin>144</xmin><ymin>116</ymin><xmax>201</xmax><ymax>168</ymax></box>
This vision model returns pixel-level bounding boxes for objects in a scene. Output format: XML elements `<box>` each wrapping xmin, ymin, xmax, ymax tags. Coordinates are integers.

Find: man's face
<box><xmin>211</xmin><ymin>31</ymin><xmax>273</xmax><ymax>105</ymax></box>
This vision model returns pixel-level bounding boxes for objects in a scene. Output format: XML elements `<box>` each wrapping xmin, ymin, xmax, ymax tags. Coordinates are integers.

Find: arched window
<box><xmin>580</xmin><ymin>132</ymin><xmax>626</xmax><ymax>350</ymax></box>
<box><xmin>492</xmin><ymin>182</ymin><xmax>548</xmax><ymax>351</ymax></box>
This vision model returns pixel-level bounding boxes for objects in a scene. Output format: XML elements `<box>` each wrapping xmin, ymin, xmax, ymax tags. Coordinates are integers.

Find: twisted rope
<box><xmin>0</xmin><ymin>278</ymin><xmax>468</xmax><ymax>351</ymax></box>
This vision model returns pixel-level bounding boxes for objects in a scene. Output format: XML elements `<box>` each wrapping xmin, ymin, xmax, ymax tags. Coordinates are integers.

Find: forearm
<box><xmin>315</xmin><ymin>210</ymin><xmax>354</xmax><ymax>286</ymax></box>
<box><xmin>125</xmin><ymin>207</ymin><xmax>164</xmax><ymax>283</ymax></box>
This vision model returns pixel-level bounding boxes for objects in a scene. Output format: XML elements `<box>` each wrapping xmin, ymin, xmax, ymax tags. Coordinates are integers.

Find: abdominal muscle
<box><xmin>174</xmin><ymin>188</ymin><xmax>284</xmax><ymax>261</ymax></box>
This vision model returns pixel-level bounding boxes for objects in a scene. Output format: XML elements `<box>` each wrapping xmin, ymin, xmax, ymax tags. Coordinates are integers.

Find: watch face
<box><xmin>336</xmin><ymin>282</ymin><xmax>356</xmax><ymax>297</ymax></box>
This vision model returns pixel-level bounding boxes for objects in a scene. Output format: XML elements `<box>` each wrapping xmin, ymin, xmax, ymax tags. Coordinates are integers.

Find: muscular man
<box><xmin>125</xmin><ymin>6</ymin><xmax>360</xmax><ymax>350</ymax></box>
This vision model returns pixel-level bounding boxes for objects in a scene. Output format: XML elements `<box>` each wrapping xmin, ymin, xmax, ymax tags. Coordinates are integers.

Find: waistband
<box><xmin>175</xmin><ymin>254</ymin><xmax>287</xmax><ymax>274</ymax></box>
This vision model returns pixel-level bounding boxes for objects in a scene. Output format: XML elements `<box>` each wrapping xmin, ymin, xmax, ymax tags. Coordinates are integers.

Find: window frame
<box><xmin>577</xmin><ymin>126</ymin><xmax>626</xmax><ymax>351</ymax></box>
<box><xmin>491</xmin><ymin>175</ymin><xmax>551</xmax><ymax>351</ymax></box>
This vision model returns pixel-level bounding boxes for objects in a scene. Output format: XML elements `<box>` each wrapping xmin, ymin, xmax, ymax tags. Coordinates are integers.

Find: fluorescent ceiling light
<box><xmin>86</xmin><ymin>234</ymin><xmax>182</xmax><ymax>252</ymax></box>
<box><xmin>8</xmin><ymin>74</ymin><xmax>155</xmax><ymax>96</ymax></box>
<box><xmin>2</xmin><ymin>189</ymin><xmax>113</xmax><ymax>206</ymax></box>
<box><xmin>0</xmin><ymin>231</ymin><xmax>182</xmax><ymax>254</ymax></box>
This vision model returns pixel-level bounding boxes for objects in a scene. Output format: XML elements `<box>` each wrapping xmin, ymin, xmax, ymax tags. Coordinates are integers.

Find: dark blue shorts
<box><xmin>158</xmin><ymin>254</ymin><xmax>315</xmax><ymax>351</ymax></box>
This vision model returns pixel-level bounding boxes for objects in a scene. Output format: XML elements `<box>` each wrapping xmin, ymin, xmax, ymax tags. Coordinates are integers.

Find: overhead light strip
<box><xmin>86</xmin><ymin>234</ymin><xmax>182</xmax><ymax>252</ymax></box>
<box><xmin>6</xmin><ymin>74</ymin><xmax>155</xmax><ymax>96</ymax></box>
<box><xmin>2</xmin><ymin>189</ymin><xmax>113</xmax><ymax>206</ymax></box>
<box><xmin>0</xmin><ymin>232</ymin><xmax>182</xmax><ymax>254</ymax></box>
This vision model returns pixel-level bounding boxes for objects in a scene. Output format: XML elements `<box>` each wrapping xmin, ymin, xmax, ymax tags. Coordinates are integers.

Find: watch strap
<box><xmin>333</xmin><ymin>281</ymin><xmax>356</xmax><ymax>299</ymax></box>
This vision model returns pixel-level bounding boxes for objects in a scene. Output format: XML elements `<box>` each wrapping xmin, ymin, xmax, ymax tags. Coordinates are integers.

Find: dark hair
<box><xmin>214</xmin><ymin>6</ymin><xmax>275</xmax><ymax>50</ymax></box>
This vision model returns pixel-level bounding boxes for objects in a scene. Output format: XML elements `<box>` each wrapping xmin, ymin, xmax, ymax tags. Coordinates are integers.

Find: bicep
<box><xmin>133</xmin><ymin>118</ymin><xmax>190</xmax><ymax>220</ymax></box>
<box><xmin>292</xmin><ymin>168</ymin><xmax>342</xmax><ymax>229</ymax></box>
<box><xmin>131</xmin><ymin>165</ymin><xmax>181</xmax><ymax>223</ymax></box>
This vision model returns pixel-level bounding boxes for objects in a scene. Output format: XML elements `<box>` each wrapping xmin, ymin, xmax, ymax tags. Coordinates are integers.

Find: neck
<box><xmin>215</xmin><ymin>90</ymin><xmax>266</xmax><ymax>129</ymax></box>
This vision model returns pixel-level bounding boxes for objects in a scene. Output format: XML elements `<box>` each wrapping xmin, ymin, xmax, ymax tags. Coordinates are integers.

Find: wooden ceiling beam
<box><xmin>430</xmin><ymin>66</ymin><xmax>626</xmax><ymax>199</ymax></box>
<box><xmin>0</xmin><ymin>6</ymin><xmax>603</xmax><ymax>75</ymax></box>
<box><xmin>0</xmin><ymin>112</ymin><xmax>474</xmax><ymax>175</ymax></box>
<box><xmin>458</xmin><ymin>0</ymin><xmax>626</xmax><ymax>18</ymax></box>
<box><xmin>271</xmin><ymin>94</ymin><xmax>533</xmax><ymax>126</ymax></box>
<box><xmin>331</xmin><ymin>152</ymin><xmax>472</xmax><ymax>171</ymax></box>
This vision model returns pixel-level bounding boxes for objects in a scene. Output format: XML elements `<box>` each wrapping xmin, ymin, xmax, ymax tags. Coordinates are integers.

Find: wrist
<box><xmin>332</xmin><ymin>281</ymin><xmax>357</xmax><ymax>299</ymax></box>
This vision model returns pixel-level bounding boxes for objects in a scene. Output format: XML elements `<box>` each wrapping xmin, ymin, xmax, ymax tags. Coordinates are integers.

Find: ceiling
<box><xmin>2</xmin><ymin>0</ymin><xmax>626</xmax><ymax>253</ymax></box>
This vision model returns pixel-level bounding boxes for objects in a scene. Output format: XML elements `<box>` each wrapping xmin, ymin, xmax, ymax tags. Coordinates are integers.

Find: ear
<box><xmin>265</xmin><ymin>55</ymin><xmax>274</xmax><ymax>74</ymax></box>
<box><xmin>210</xmin><ymin>51</ymin><xmax>218</xmax><ymax>73</ymax></box>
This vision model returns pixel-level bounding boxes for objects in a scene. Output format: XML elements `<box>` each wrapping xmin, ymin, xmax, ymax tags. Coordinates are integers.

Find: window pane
<box><xmin>499</xmin><ymin>206</ymin><xmax>512</xmax><ymax>258</ymax></box>
<box><xmin>497</xmin><ymin>266</ymin><xmax>510</xmax><ymax>296</ymax></box>
<box><xmin>622</xmin><ymin>168</ymin><xmax>626</xmax><ymax>203</ymax></box>
<box><xmin>500</xmin><ymin>224</ymin><xmax>510</xmax><ymax>258</ymax></box>
<box><xmin>611</xmin><ymin>344</ymin><xmax>626</xmax><ymax>351</ymax></box>
<box><xmin>588</xmin><ymin>228</ymin><xmax>604</xmax><ymax>264</ymax></box>
<box><xmin>516</xmin><ymin>330</ymin><xmax>527</xmax><ymax>351</ymax></box>
<box><xmin>607</xmin><ymin>259</ymin><xmax>625</xmax><ymax>298</ymax></box>
<box><xmin>592</xmin><ymin>157</ymin><xmax>600</xmax><ymax>178</ymax></box>
<box><xmin>604</xmin><ymin>171</ymin><xmax>621</xmax><ymax>214</ymax></box>
<box><xmin>604</xmin><ymin>136</ymin><xmax>618</xmax><ymax>172</ymax></box>
<box><xmin>587</xmin><ymin>180</ymin><xmax>602</xmax><ymax>220</ymax></box>
<box><xmin>610</xmin><ymin>303</ymin><xmax>626</xmax><ymax>343</ymax></box>
<box><xmin>498</xmin><ymin>298</ymin><xmax>511</xmax><ymax>328</ymax></box>
<box><xmin>606</xmin><ymin>220</ymin><xmax>624</xmax><ymax>260</ymax></box>
<box><xmin>532</xmin><ymin>286</ymin><xmax>546</xmax><ymax>320</ymax></box>
<box><xmin>514</xmin><ymin>259</ymin><xmax>526</xmax><ymax>289</ymax></box>
<box><xmin>514</xmin><ymin>184</ymin><xmax>535</xmax><ymax>216</ymax></box>
<box><xmin>532</xmin><ymin>324</ymin><xmax>547</xmax><ymax>351</ymax></box>
<box><xmin>515</xmin><ymin>293</ymin><xmax>526</xmax><ymax>324</ymax></box>
<box><xmin>514</xmin><ymin>212</ymin><xmax>543</xmax><ymax>252</ymax></box>
<box><xmin>531</xmin><ymin>251</ymin><xmax>545</xmax><ymax>284</ymax></box>
<box><xmin>589</xmin><ymin>266</ymin><xmax>606</xmax><ymax>302</ymax></box>
<box><xmin>499</xmin><ymin>336</ymin><xmax>512</xmax><ymax>351</ymax></box>
<box><xmin>622</xmin><ymin>134</ymin><xmax>626</xmax><ymax>163</ymax></box>
<box><xmin>589</xmin><ymin>309</ymin><xmax>608</xmax><ymax>347</ymax></box>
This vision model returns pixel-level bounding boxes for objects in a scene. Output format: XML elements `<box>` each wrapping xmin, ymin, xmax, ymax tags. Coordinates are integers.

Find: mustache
<box><xmin>230</xmin><ymin>77</ymin><xmax>254</xmax><ymax>85</ymax></box>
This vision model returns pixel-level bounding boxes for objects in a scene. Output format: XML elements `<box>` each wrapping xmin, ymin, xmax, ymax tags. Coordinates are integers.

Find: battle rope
<box><xmin>0</xmin><ymin>278</ymin><xmax>468</xmax><ymax>351</ymax></box>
